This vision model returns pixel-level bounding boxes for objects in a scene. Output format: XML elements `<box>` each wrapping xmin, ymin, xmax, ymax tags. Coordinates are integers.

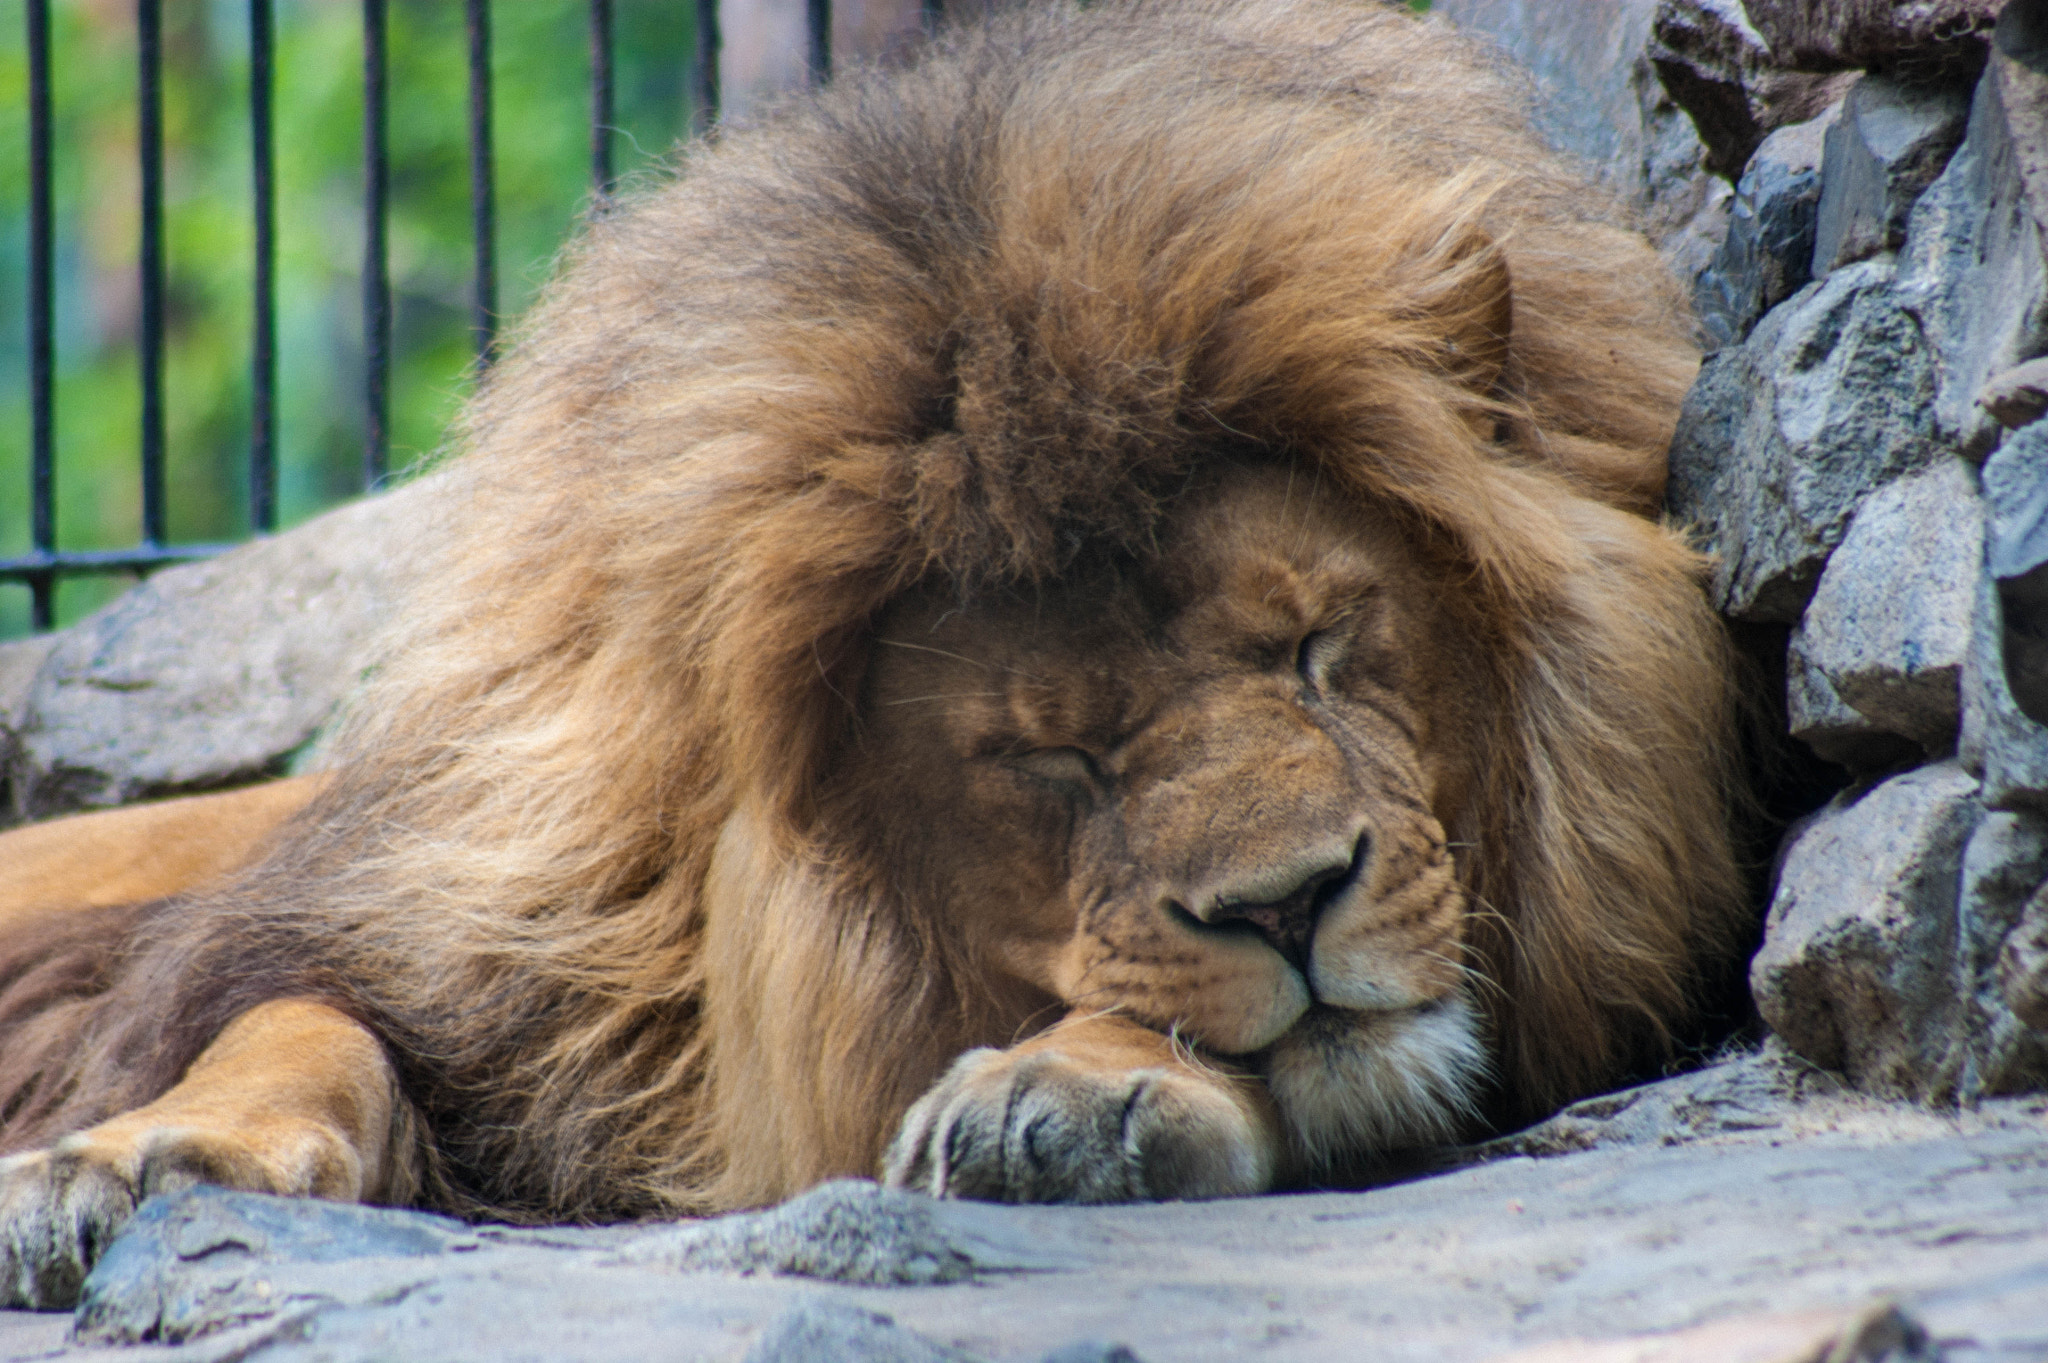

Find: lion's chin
<box><xmin>1261</xmin><ymin>995</ymin><xmax>1488</xmax><ymax>1171</ymax></box>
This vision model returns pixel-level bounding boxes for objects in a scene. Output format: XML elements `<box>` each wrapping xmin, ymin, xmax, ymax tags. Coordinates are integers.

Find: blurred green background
<box><xmin>0</xmin><ymin>0</ymin><xmax>700</xmax><ymax>639</ymax></box>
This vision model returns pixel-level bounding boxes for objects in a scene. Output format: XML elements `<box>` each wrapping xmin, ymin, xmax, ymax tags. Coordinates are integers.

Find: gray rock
<box><xmin>1040</xmin><ymin>1344</ymin><xmax>1142</xmax><ymax>1363</ymax></box>
<box><xmin>1955</xmin><ymin>811</ymin><xmax>2048</xmax><ymax>1095</ymax></box>
<box><xmin>1666</xmin><ymin>258</ymin><xmax>1942</xmax><ymax>621</ymax></box>
<box><xmin>1692</xmin><ymin>103</ymin><xmax>1838</xmax><ymax>350</ymax></box>
<box><xmin>1978</xmin><ymin>355</ymin><xmax>2048</xmax><ymax>428</ymax></box>
<box><xmin>0</xmin><ymin>635</ymin><xmax>57</xmax><ymax>829</ymax></box>
<box><xmin>1789</xmin><ymin>459</ymin><xmax>1983</xmax><ymax>754</ymax></box>
<box><xmin>1894</xmin><ymin>23</ymin><xmax>2048</xmax><ymax>461</ymax></box>
<box><xmin>1980</xmin><ymin>423</ymin><xmax>2048</xmax><ymax>732</ymax></box>
<box><xmin>1739</xmin><ymin>0</ymin><xmax>2001</xmax><ymax>72</ymax></box>
<box><xmin>1998</xmin><ymin>882</ymin><xmax>2048</xmax><ymax>1030</ymax></box>
<box><xmin>4</xmin><ymin>475</ymin><xmax>444</xmax><ymax>821</ymax></box>
<box><xmin>23</xmin><ymin>1088</ymin><xmax>2048</xmax><ymax>1363</ymax></box>
<box><xmin>1787</xmin><ymin>640</ymin><xmax>1922</xmax><ymax>770</ymax></box>
<box><xmin>743</xmin><ymin>1300</ymin><xmax>973</xmax><ymax>1363</ymax></box>
<box><xmin>1751</xmin><ymin>760</ymin><xmax>1983</xmax><ymax>1097</ymax></box>
<box><xmin>1649</xmin><ymin>0</ymin><xmax>1860</xmax><ymax>178</ymax></box>
<box><xmin>1960</xmin><ymin>557</ymin><xmax>2048</xmax><ymax>806</ymax></box>
<box><xmin>1462</xmin><ymin>1041</ymin><xmax>1850</xmax><ymax>1159</ymax></box>
<box><xmin>1812</xmin><ymin>72</ymin><xmax>1974</xmax><ymax>275</ymax></box>
<box><xmin>611</xmin><ymin>1180</ymin><xmax>1081</xmax><ymax>1286</ymax></box>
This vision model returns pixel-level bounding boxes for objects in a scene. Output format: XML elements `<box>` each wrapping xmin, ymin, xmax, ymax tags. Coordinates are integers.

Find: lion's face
<box><xmin>828</xmin><ymin>463</ymin><xmax>1497</xmax><ymax>1158</ymax></box>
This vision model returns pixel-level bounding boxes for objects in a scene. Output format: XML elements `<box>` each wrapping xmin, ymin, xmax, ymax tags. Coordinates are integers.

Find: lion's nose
<box><xmin>1193</xmin><ymin>839</ymin><xmax>1363</xmax><ymax>973</ymax></box>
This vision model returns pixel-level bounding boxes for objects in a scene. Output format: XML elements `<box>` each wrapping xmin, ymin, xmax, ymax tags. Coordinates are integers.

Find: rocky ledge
<box><xmin>1</xmin><ymin>1048</ymin><xmax>2044</xmax><ymax>1363</ymax></box>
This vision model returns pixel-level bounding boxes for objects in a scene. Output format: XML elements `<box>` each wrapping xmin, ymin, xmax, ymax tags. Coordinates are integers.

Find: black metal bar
<box><xmin>807</xmin><ymin>0</ymin><xmax>830</xmax><ymax>85</ymax></box>
<box><xmin>922</xmin><ymin>0</ymin><xmax>942</xmax><ymax>35</ymax></box>
<box><xmin>138</xmin><ymin>0</ymin><xmax>166</xmax><ymax>546</ymax></box>
<box><xmin>590</xmin><ymin>0</ymin><xmax>613</xmax><ymax>194</ymax></box>
<box><xmin>250</xmin><ymin>0</ymin><xmax>277</xmax><ymax>532</ymax></box>
<box><xmin>467</xmin><ymin>0</ymin><xmax>497</xmax><ymax>363</ymax></box>
<box><xmin>0</xmin><ymin>543</ymin><xmax>245</xmax><ymax>583</ymax></box>
<box><xmin>692</xmin><ymin>0</ymin><xmax>721</xmax><ymax>135</ymax></box>
<box><xmin>362</xmin><ymin>0</ymin><xmax>389</xmax><ymax>489</ymax></box>
<box><xmin>26</xmin><ymin>0</ymin><xmax>54</xmax><ymax>628</ymax></box>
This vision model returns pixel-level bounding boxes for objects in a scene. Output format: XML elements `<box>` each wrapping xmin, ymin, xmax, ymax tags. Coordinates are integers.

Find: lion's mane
<box><xmin>0</xmin><ymin>0</ymin><xmax>1740</xmax><ymax>1219</ymax></box>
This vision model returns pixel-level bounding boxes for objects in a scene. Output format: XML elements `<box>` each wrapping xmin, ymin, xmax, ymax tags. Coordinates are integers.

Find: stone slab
<box><xmin>4</xmin><ymin>1054</ymin><xmax>2048</xmax><ymax>1363</ymax></box>
<box><xmin>4</xmin><ymin>475</ymin><xmax>448</xmax><ymax>823</ymax></box>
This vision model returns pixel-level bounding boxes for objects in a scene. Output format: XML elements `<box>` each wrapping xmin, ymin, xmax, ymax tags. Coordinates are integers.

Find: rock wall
<box><xmin>6</xmin><ymin>0</ymin><xmax>2048</xmax><ymax>1121</ymax></box>
<box><xmin>1658</xmin><ymin>0</ymin><xmax>2048</xmax><ymax>1104</ymax></box>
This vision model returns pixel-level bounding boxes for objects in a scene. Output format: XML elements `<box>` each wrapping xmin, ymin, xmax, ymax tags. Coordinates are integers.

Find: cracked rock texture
<box><xmin>3</xmin><ymin>1052</ymin><xmax>2044</xmax><ymax>1363</ymax></box>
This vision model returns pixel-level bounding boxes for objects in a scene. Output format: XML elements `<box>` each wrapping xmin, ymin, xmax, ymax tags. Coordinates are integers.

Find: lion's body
<box><xmin>0</xmin><ymin>0</ymin><xmax>1740</xmax><ymax>1301</ymax></box>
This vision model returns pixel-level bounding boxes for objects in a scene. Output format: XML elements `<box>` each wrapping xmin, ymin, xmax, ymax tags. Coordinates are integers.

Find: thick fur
<box><xmin>0</xmin><ymin>0</ymin><xmax>1740</xmax><ymax>1222</ymax></box>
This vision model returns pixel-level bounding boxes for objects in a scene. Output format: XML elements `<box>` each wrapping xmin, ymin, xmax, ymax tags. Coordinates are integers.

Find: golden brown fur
<box><xmin>0</xmin><ymin>0</ymin><xmax>1740</xmax><ymax>1245</ymax></box>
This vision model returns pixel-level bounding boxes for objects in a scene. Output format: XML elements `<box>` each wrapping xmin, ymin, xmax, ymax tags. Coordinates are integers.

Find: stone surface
<box><xmin>1961</xmin><ymin>552</ymin><xmax>2048</xmax><ymax>804</ymax></box>
<box><xmin>1433</xmin><ymin>0</ymin><xmax>1726</xmax><ymax>273</ymax></box>
<box><xmin>1666</xmin><ymin>258</ymin><xmax>1942</xmax><ymax>621</ymax></box>
<box><xmin>1786</xmin><ymin>639</ymin><xmax>1922</xmax><ymax>768</ymax></box>
<box><xmin>1751</xmin><ymin>760</ymin><xmax>1984</xmax><ymax>1096</ymax></box>
<box><xmin>1812</xmin><ymin>71</ymin><xmax>1975</xmax><ymax>273</ymax></box>
<box><xmin>3</xmin><ymin>475</ymin><xmax>445</xmax><ymax>824</ymax></box>
<box><xmin>1955</xmin><ymin>809</ymin><xmax>2048</xmax><ymax>1093</ymax></box>
<box><xmin>6</xmin><ymin>1057</ymin><xmax>2048</xmax><ymax>1363</ymax></box>
<box><xmin>742</xmin><ymin>1301</ymin><xmax>971</xmax><ymax>1363</ymax></box>
<box><xmin>1894</xmin><ymin>10</ymin><xmax>2048</xmax><ymax>461</ymax></box>
<box><xmin>1691</xmin><ymin>103</ymin><xmax>1839</xmax><ymax>350</ymax></box>
<box><xmin>1979</xmin><ymin>354</ymin><xmax>2048</xmax><ymax>426</ymax></box>
<box><xmin>1977</xmin><ymin>424</ymin><xmax>2048</xmax><ymax>758</ymax></box>
<box><xmin>1789</xmin><ymin>459</ymin><xmax>1983</xmax><ymax>753</ymax></box>
<box><xmin>1650</xmin><ymin>0</ymin><xmax>1860</xmax><ymax>178</ymax></box>
<box><xmin>1739</xmin><ymin>0</ymin><xmax>2003</xmax><ymax>72</ymax></box>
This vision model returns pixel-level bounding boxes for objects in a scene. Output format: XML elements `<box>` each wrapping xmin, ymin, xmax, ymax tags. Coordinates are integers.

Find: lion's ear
<box><xmin>1436</xmin><ymin>228</ymin><xmax>1513</xmax><ymax>399</ymax></box>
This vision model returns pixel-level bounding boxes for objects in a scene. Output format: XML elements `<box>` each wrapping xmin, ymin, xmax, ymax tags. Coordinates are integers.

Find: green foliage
<box><xmin>0</xmin><ymin>1</ymin><xmax>697</xmax><ymax>638</ymax></box>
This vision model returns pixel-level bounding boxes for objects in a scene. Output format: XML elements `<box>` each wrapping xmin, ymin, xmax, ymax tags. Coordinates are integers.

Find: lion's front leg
<box><xmin>0</xmin><ymin>998</ymin><xmax>417</xmax><ymax>1309</ymax></box>
<box><xmin>883</xmin><ymin>1013</ymin><xmax>1281</xmax><ymax>1204</ymax></box>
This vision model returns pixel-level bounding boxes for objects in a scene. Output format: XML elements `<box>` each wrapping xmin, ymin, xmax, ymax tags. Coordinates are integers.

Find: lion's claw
<box><xmin>883</xmin><ymin>1046</ymin><xmax>1274</xmax><ymax>1204</ymax></box>
<box><xmin>0</xmin><ymin>1146</ymin><xmax>146</xmax><ymax>1310</ymax></box>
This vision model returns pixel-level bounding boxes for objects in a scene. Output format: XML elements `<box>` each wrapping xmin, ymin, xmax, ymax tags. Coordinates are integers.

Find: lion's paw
<box><xmin>882</xmin><ymin>1046</ymin><xmax>1275</xmax><ymax>1204</ymax></box>
<box><xmin>0</xmin><ymin>1125</ymin><xmax>286</xmax><ymax>1309</ymax></box>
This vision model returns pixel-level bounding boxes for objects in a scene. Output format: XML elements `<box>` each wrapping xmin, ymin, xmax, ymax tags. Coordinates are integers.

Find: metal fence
<box><xmin>7</xmin><ymin>0</ymin><xmax>938</xmax><ymax>632</ymax></box>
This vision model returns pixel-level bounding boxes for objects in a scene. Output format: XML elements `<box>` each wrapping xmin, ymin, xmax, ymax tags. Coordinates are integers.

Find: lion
<box><xmin>0</xmin><ymin>0</ymin><xmax>1741</xmax><ymax>1309</ymax></box>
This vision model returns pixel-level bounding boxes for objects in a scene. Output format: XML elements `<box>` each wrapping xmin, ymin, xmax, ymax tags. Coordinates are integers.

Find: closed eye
<box><xmin>1009</xmin><ymin>746</ymin><xmax>1102</xmax><ymax>787</ymax></box>
<box><xmin>1296</xmin><ymin>629</ymin><xmax>1344</xmax><ymax>688</ymax></box>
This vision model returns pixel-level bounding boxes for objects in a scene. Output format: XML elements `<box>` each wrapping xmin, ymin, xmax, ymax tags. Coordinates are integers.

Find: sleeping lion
<box><xmin>0</xmin><ymin>0</ymin><xmax>1742</xmax><ymax>1308</ymax></box>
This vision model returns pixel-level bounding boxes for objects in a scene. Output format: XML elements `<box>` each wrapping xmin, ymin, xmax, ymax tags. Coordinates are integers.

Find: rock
<box><xmin>1980</xmin><ymin>422</ymin><xmax>2048</xmax><ymax>730</ymax></box>
<box><xmin>1751</xmin><ymin>760</ymin><xmax>1984</xmax><ymax>1097</ymax></box>
<box><xmin>1955</xmin><ymin>811</ymin><xmax>2048</xmax><ymax>1093</ymax></box>
<box><xmin>1692</xmin><ymin>105</ymin><xmax>1839</xmax><ymax>351</ymax></box>
<box><xmin>1812</xmin><ymin>72</ymin><xmax>1975</xmax><ymax>274</ymax></box>
<box><xmin>1462</xmin><ymin>1041</ymin><xmax>1850</xmax><ymax>1160</ymax></box>
<box><xmin>612</xmin><ymin>1180</ymin><xmax>1081</xmax><ymax>1285</ymax></box>
<box><xmin>1787</xmin><ymin>640</ymin><xmax>1925</xmax><ymax>769</ymax></box>
<box><xmin>0</xmin><ymin>634</ymin><xmax>57</xmax><ymax>829</ymax></box>
<box><xmin>1739</xmin><ymin>0</ymin><xmax>2002</xmax><ymax>73</ymax></box>
<box><xmin>3</xmin><ymin>474</ymin><xmax>445</xmax><ymax>822</ymax></box>
<box><xmin>1650</xmin><ymin>0</ymin><xmax>1860</xmax><ymax>177</ymax></box>
<box><xmin>743</xmin><ymin>1300</ymin><xmax>973</xmax><ymax>1363</ymax></box>
<box><xmin>1894</xmin><ymin>11</ymin><xmax>2048</xmax><ymax>461</ymax></box>
<box><xmin>1789</xmin><ymin>459</ymin><xmax>1983</xmax><ymax>753</ymax></box>
<box><xmin>32</xmin><ymin>1103</ymin><xmax>2048</xmax><ymax>1363</ymax></box>
<box><xmin>1046</xmin><ymin>1336</ymin><xmax>1142</xmax><ymax>1362</ymax></box>
<box><xmin>1960</xmin><ymin>557</ymin><xmax>2048</xmax><ymax>804</ymax></box>
<box><xmin>1998</xmin><ymin>882</ymin><xmax>2048</xmax><ymax>1027</ymax></box>
<box><xmin>1666</xmin><ymin>258</ymin><xmax>1942</xmax><ymax>621</ymax></box>
<box><xmin>1978</xmin><ymin>355</ymin><xmax>2048</xmax><ymax>427</ymax></box>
